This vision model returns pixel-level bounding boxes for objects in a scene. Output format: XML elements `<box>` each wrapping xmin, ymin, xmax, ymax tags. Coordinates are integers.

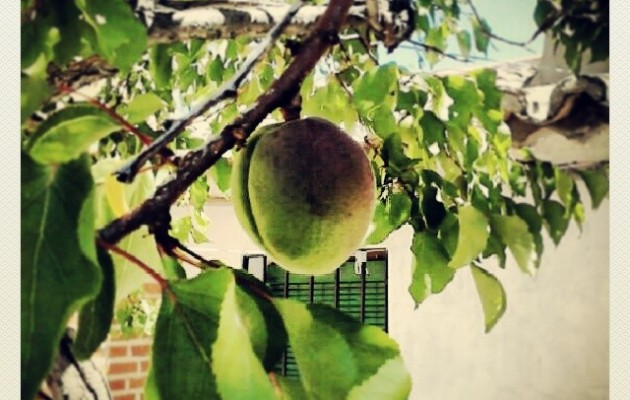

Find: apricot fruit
<box><xmin>231</xmin><ymin>118</ymin><xmax>376</xmax><ymax>275</ymax></box>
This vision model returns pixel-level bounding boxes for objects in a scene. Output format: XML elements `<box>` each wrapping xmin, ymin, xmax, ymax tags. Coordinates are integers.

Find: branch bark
<box><xmin>99</xmin><ymin>0</ymin><xmax>355</xmax><ymax>245</ymax></box>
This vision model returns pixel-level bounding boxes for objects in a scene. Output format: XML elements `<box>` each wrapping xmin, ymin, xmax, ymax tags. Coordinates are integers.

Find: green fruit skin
<box><xmin>231</xmin><ymin>118</ymin><xmax>376</xmax><ymax>276</ymax></box>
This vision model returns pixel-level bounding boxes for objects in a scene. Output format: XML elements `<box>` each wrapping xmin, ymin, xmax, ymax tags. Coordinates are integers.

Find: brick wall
<box><xmin>103</xmin><ymin>282</ymin><xmax>161</xmax><ymax>400</ymax></box>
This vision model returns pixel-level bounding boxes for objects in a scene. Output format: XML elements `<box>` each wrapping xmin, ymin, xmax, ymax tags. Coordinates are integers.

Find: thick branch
<box><xmin>116</xmin><ymin>0</ymin><xmax>305</xmax><ymax>183</ymax></box>
<box><xmin>99</xmin><ymin>0</ymin><xmax>354</xmax><ymax>245</ymax></box>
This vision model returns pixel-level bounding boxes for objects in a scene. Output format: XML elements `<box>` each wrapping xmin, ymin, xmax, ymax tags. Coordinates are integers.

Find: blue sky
<box><xmin>380</xmin><ymin>0</ymin><xmax>545</xmax><ymax>71</ymax></box>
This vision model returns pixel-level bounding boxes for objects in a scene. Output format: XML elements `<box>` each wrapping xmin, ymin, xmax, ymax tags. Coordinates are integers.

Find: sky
<box><xmin>380</xmin><ymin>0</ymin><xmax>545</xmax><ymax>72</ymax></box>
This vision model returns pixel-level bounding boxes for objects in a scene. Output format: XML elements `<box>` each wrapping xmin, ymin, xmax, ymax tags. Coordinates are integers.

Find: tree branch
<box><xmin>465</xmin><ymin>0</ymin><xmax>541</xmax><ymax>50</ymax></box>
<box><xmin>98</xmin><ymin>0</ymin><xmax>354</xmax><ymax>245</ymax></box>
<box><xmin>115</xmin><ymin>0</ymin><xmax>305</xmax><ymax>183</ymax></box>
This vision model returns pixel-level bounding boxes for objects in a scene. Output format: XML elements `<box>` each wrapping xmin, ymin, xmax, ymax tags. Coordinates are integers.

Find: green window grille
<box><xmin>242</xmin><ymin>248</ymin><xmax>389</xmax><ymax>377</ymax></box>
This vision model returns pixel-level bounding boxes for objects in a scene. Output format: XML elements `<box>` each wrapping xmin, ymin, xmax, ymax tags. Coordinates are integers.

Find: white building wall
<box><xmin>191</xmin><ymin>197</ymin><xmax>609</xmax><ymax>400</ymax></box>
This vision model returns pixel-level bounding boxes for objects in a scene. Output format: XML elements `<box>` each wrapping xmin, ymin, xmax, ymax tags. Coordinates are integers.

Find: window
<box><xmin>242</xmin><ymin>248</ymin><xmax>389</xmax><ymax>377</ymax></box>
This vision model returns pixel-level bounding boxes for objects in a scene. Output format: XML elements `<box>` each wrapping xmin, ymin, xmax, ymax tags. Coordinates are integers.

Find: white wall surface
<box><xmin>385</xmin><ymin>200</ymin><xmax>609</xmax><ymax>400</ymax></box>
<box><xmin>191</xmin><ymin>197</ymin><xmax>609</xmax><ymax>400</ymax></box>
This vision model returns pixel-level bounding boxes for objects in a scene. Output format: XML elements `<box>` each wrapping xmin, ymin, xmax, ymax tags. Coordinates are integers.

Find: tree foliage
<box><xmin>21</xmin><ymin>0</ymin><xmax>609</xmax><ymax>399</ymax></box>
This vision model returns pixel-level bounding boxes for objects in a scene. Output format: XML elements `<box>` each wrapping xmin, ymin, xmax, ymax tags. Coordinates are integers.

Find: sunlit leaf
<box><xmin>492</xmin><ymin>215</ymin><xmax>535</xmax><ymax>275</ymax></box>
<box><xmin>21</xmin><ymin>153</ymin><xmax>100</xmax><ymax>399</ymax></box>
<box><xmin>27</xmin><ymin>105</ymin><xmax>120</xmax><ymax>165</ymax></box>
<box><xmin>409</xmin><ymin>231</ymin><xmax>455</xmax><ymax>305</ymax></box>
<box><xmin>353</xmin><ymin>63</ymin><xmax>399</xmax><ymax>115</ymax></box>
<box><xmin>470</xmin><ymin>265</ymin><xmax>506</xmax><ymax>333</ymax></box>
<box><xmin>153</xmin><ymin>269</ymin><xmax>276</xmax><ymax>399</ymax></box>
<box><xmin>366</xmin><ymin>192</ymin><xmax>412</xmax><ymax>245</ymax></box>
<box><xmin>274</xmin><ymin>299</ymin><xmax>411</xmax><ymax>400</ymax></box>
<box><xmin>447</xmin><ymin>206</ymin><xmax>489</xmax><ymax>269</ymax></box>
<box><xmin>124</xmin><ymin>93</ymin><xmax>165</xmax><ymax>124</ymax></box>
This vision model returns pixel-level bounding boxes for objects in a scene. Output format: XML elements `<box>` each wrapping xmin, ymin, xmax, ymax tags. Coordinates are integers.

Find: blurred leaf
<box><xmin>470</xmin><ymin>265</ymin><xmax>506</xmax><ymax>333</ymax></box>
<box><xmin>456</xmin><ymin>30</ymin><xmax>472</xmax><ymax>59</ymax></box>
<box><xmin>21</xmin><ymin>57</ymin><xmax>51</xmax><ymax>123</ymax></box>
<box><xmin>149</xmin><ymin>43</ymin><xmax>173</xmax><ymax>89</ymax></box>
<box><xmin>579</xmin><ymin>168</ymin><xmax>609</xmax><ymax>209</ymax></box>
<box><xmin>21</xmin><ymin>153</ymin><xmax>100</xmax><ymax>400</ymax></box>
<box><xmin>492</xmin><ymin>215</ymin><xmax>535</xmax><ymax>275</ymax></box>
<box><xmin>409</xmin><ymin>231</ymin><xmax>455</xmax><ymax>305</ymax></box>
<box><xmin>124</xmin><ymin>93</ymin><xmax>164</xmax><ymax>124</ymax></box>
<box><xmin>27</xmin><ymin>105</ymin><xmax>120</xmax><ymax>164</ymax></box>
<box><xmin>274</xmin><ymin>299</ymin><xmax>411</xmax><ymax>400</ymax></box>
<box><xmin>471</xmin><ymin>17</ymin><xmax>491</xmax><ymax>53</ymax></box>
<box><xmin>74</xmin><ymin>0</ymin><xmax>147</xmax><ymax>72</ymax></box>
<box><xmin>447</xmin><ymin>206</ymin><xmax>489</xmax><ymax>269</ymax></box>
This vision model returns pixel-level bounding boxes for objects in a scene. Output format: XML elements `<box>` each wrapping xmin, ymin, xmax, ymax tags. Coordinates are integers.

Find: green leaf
<box><xmin>447</xmin><ymin>206</ymin><xmax>489</xmax><ymax>269</ymax></box>
<box><xmin>149</xmin><ymin>44</ymin><xmax>173</xmax><ymax>90</ymax></box>
<box><xmin>274</xmin><ymin>299</ymin><xmax>411</xmax><ymax>400</ymax></box>
<box><xmin>124</xmin><ymin>93</ymin><xmax>164</xmax><ymax>124</ymax></box>
<box><xmin>471</xmin><ymin>17</ymin><xmax>491</xmax><ymax>53</ymax></box>
<box><xmin>419</xmin><ymin>110</ymin><xmax>446</xmax><ymax>146</ymax></box>
<box><xmin>190</xmin><ymin>176</ymin><xmax>210</xmax><ymax>212</ymax></box>
<box><xmin>21</xmin><ymin>56</ymin><xmax>51</xmax><ymax>123</ymax></box>
<box><xmin>74</xmin><ymin>247</ymin><xmax>115</xmax><ymax>360</ymax></box>
<box><xmin>74</xmin><ymin>0</ymin><xmax>147</xmax><ymax>72</ymax></box>
<box><xmin>160</xmin><ymin>256</ymin><xmax>187</xmax><ymax>281</ymax></box>
<box><xmin>409</xmin><ymin>231</ymin><xmax>455</xmax><ymax>305</ymax></box>
<box><xmin>554</xmin><ymin>168</ymin><xmax>574</xmax><ymax>209</ymax></box>
<box><xmin>153</xmin><ymin>269</ymin><xmax>276</xmax><ymax>399</ymax></box>
<box><xmin>456</xmin><ymin>30</ymin><xmax>472</xmax><ymax>59</ymax></box>
<box><xmin>353</xmin><ymin>63</ymin><xmax>399</xmax><ymax>115</ymax></box>
<box><xmin>579</xmin><ymin>168</ymin><xmax>609</xmax><ymax>209</ymax></box>
<box><xmin>210</xmin><ymin>157</ymin><xmax>232</xmax><ymax>193</ymax></box>
<box><xmin>234</xmin><ymin>271</ymin><xmax>287</xmax><ymax>370</ymax></box>
<box><xmin>492</xmin><ymin>215</ymin><xmax>536</xmax><ymax>275</ymax></box>
<box><xmin>542</xmin><ymin>200</ymin><xmax>570</xmax><ymax>245</ymax></box>
<box><xmin>27</xmin><ymin>105</ymin><xmax>121</xmax><ymax>165</ymax></box>
<box><xmin>21</xmin><ymin>153</ymin><xmax>100</xmax><ymax>400</ymax></box>
<box><xmin>470</xmin><ymin>265</ymin><xmax>506</xmax><ymax>333</ymax></box>
<box><xmin>366</xmin><ymin>193</ymin><xmax>412</xmax><ymax>244</ymax></box>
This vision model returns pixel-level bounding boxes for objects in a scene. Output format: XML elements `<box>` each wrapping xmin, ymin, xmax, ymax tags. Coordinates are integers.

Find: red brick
<box><xmin>109</xmin><ymin>379</ymin><xmax>126</xmax><ymax>391</ymax></box>
<box><xmin>143</xmin><ymin>282</ymin><xmax>162</xmax><ymax>295</ymax></box>
<box><xmin>140</xmin><ymin>361</ymin><xmax>150</xmax><ymax>372</ymax></box>
<box><xmin>131</xmin><ymin>344</ymin><xmax>151</xmax><ymax>357</ymax></box>
<box><xmin>109</xmin><ymin>345</ymin><xmax>128</xmax><ymax>357</ymax></box>
<box><xmin>108</xmin><ymin>362</ymin><xmax>138</xmax><ymax>375</ymax></box>
<box><xmin>114</xmin><ymin>394</ymin><xmax>136</xmax><ymax>400</ymax></box>
<box><xmin>129</xmin><ymin>377</ymin><xmax>146</xmax><ymax>389</ymax></box>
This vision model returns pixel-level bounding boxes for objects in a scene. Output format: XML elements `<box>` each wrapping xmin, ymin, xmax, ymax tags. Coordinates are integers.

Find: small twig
<box><xmin>465</xmin><ymin>0</ymin><xmax>542</xmax><ymax>51</ymax></box>
<box><xmin>97</xmin><ymin>239</ymin><xmax>170</xmax><ymax>292</ymax></box>
<box><xmin>59</xmin><ymin>85</ymin><xmax>156</xmax><ymax>146</ymax></box>
<box><xmin>115</xmin><ymin>1</ymin><xmax>305</xmax><ymax>183</ymax></box>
